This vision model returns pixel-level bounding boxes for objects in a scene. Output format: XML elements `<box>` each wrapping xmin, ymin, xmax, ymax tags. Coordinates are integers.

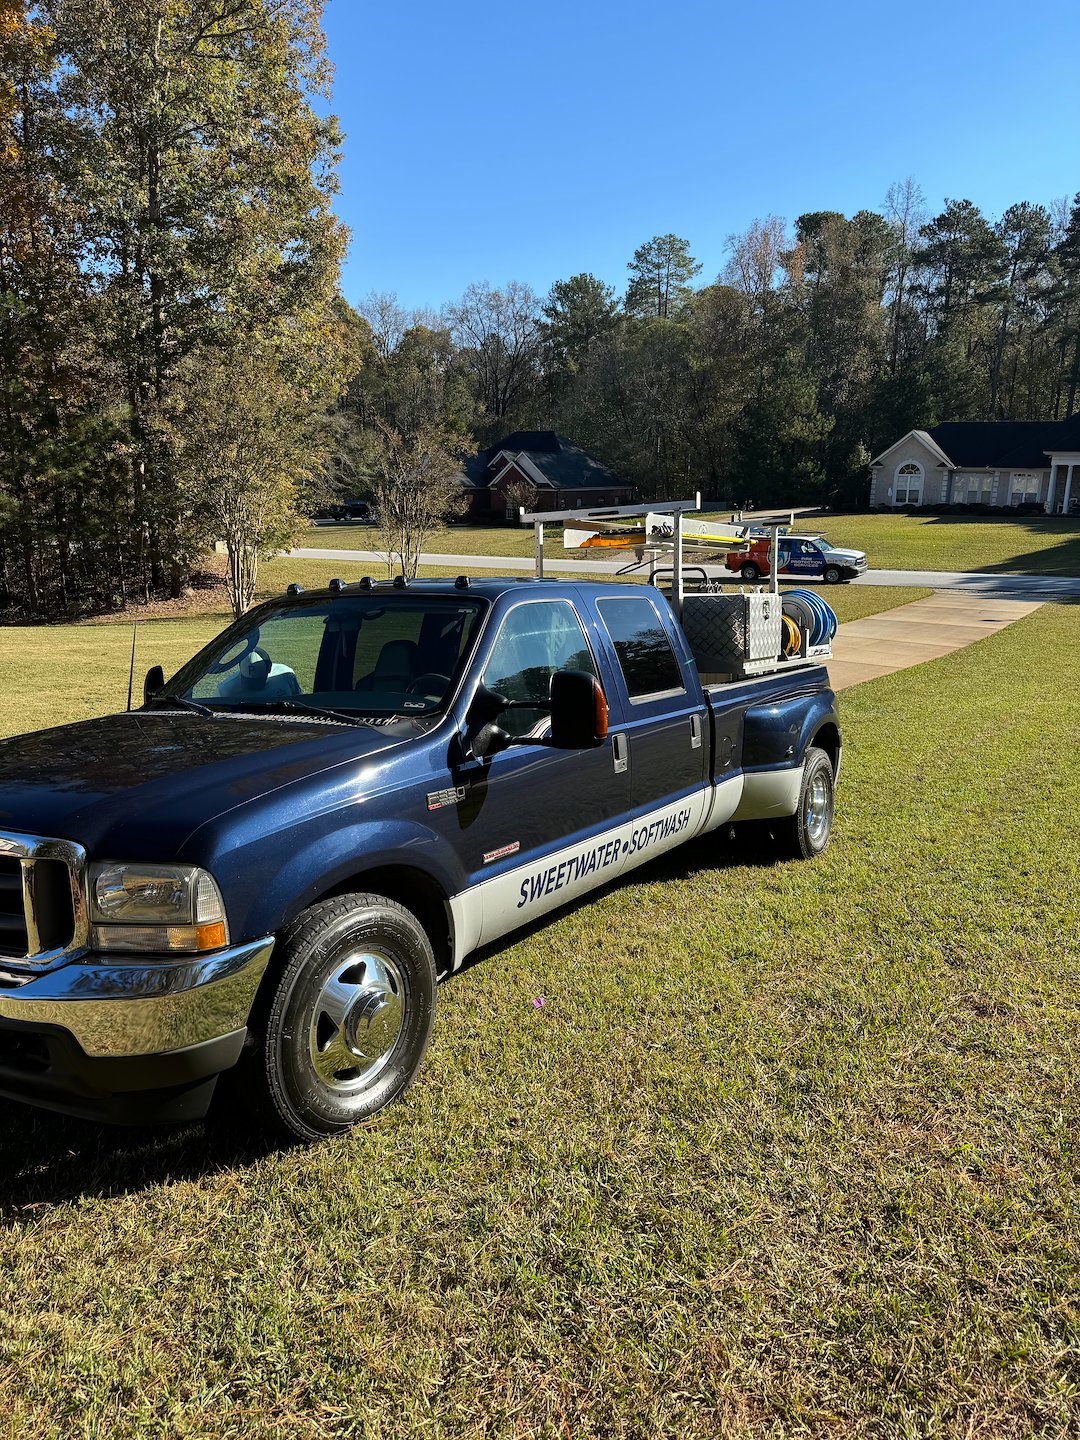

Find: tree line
<box><xmin>338</xmin><ymin>184</ymin><xmax>1080</xmax><ymax>518</ymax></box>
<box><xmin>3</xmin><ymin>2</ymin><xmax>1077</xmax><ymax>620</ymax></box>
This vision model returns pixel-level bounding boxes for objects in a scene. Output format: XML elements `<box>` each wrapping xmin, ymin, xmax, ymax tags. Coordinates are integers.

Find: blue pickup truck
<box><xmin>0</xmin><ymin>577</ymin><xmax>841</xmax><ymax>1141</ymax></box>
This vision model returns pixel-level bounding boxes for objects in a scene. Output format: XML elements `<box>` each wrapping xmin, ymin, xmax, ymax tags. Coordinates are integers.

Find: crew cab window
<box><xmin>597</xmin><ymin>596</ymin><xmax>684</xmax><ymax>700</ymax></box>
<box><xmin>481</xmin><ymin>600</ymin><xmax>596</xmax><ymax>739</ymax></box>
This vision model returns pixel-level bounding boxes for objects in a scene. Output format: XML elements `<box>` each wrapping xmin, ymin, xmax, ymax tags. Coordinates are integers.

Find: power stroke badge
<box><xmin>426</xmin><ymin>786</ymin><xmax>467</xmax><ymax>812</ymax></box>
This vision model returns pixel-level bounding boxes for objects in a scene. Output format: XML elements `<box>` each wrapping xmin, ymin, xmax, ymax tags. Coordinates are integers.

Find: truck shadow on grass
<box><xmin>0</xmin><ymin>829</ymin><xmax>784</xmax><ymax>1215</ymax></box>
<box><xmin>0</xmin><ymin>1106</ymin><xmax>281</xmax><ymax>1220</ymax></box>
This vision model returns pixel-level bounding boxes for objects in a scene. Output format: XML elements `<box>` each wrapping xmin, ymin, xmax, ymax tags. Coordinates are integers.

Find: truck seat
<box><xmin>355</xmin><ymin>638</ymin><xmax>419</xmax><ymax>692</ymax></box>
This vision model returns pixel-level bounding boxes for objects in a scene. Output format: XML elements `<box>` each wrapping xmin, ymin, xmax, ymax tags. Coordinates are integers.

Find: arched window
<box><xmin>894</xmin><ymin>462</ymin><xmax>922</xmax><ymax>505</ymax></box>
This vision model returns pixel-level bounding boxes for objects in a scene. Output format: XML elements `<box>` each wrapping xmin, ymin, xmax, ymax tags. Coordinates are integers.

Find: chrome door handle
<box><xmin>612</xmin><ymin>732</ymin><xmax>628</xmax><ymax>774</ymax></box>
<box><xmin>689</xmin><ymin>714</ymin><xmax>702</xmax><ymax>750</ymax></box>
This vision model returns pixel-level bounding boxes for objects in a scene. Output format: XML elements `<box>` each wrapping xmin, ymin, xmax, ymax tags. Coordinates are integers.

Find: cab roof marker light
<box><xmin>359</xmin><ymin>576</ymin><xmax>374</xmax><ymax>589</ymax></box>
<box><xmin>287</xmin><ymin>583</ymin><xmax>305</xmax><ymax>597</ymax></box>
<box><xmin>328</xmin><ymin>577</ymin><xmax>347</xmax><ymax>593</ymax></box>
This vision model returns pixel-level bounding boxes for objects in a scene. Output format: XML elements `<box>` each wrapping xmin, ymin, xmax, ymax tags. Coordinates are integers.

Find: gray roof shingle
<box><xmin>929</xmin><ymin>414</ymin><xmax>1080</xmax><ymax>469</ymax></box>
<box><xmin>461</xmin><ymin>431</ymin><xmax>630</xmax><ymax>492</ymax></box>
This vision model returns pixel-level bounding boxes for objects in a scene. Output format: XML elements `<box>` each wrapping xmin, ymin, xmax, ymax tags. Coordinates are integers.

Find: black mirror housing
<box><xmin>549</xmin><ymin>670</ymin><xmax>608</xmax><ymax>749</ymax></box>
<box><xmin>466</xmin><ymin>683</ymin><xmax>511</xmax><ymax>729</ymax></box>
<box><xmin>143</xmin><ymin>665</ymin><xmax>165</xmax><ymax>705</ymax></box>
<box><xmin>471</xmin><ymin>722</ymin><xmax>513</xmax><ymax>759</ymax></box>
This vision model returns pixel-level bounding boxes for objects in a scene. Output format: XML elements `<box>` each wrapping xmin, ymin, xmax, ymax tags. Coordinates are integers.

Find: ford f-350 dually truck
<box><xmin>0</xmin><ymin>576</ymin><xmax>840</xmax><ymax>1141</ymax></box>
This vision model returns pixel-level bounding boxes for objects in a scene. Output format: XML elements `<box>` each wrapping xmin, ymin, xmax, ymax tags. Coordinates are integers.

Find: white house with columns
<box><xmin>869</xmin><ymin>416</ymin><xmax>1080</xmax><ymax>515</ymax></box>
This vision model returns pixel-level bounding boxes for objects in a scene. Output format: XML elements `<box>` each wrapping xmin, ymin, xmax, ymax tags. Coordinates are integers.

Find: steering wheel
<box><xmin>406</xmin><ymin>672</ymin><xmax>451</xmax><ymax>697</ymax></box>
<box><xmin>206</xmin><ymin>632</ymin><xmax>261</xmax><ymax>675</ymax></box>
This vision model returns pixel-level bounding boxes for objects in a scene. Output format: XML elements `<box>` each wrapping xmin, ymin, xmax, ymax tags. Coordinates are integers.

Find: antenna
<box><xmin>126</xmin><ymin>623</ymin><xmax>137</xmax><ymax>711</ymax></box>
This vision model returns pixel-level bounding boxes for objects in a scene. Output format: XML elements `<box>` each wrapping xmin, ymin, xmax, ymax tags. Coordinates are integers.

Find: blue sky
<box><xmin>323</xmin><ymin>0</ymin><xmax>1080</xmax><ymax>314</ymax></box>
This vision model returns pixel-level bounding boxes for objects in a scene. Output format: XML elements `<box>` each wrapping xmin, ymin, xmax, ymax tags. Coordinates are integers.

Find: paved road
<box><xmin>289</xmin><ymin>547</ymin><xmax>1080</xmax><ymax>600</ymax></box>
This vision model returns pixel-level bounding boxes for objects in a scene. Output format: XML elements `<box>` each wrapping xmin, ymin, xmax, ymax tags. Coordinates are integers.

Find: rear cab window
<box><xmin>596</xmin><ymin>595</ymin><xmax>685</xmax><ymax>702</ymax></box>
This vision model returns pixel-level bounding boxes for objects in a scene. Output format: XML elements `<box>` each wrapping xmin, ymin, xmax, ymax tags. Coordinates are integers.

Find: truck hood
<box><xmin>822</xmin><ymin>546</ymin><xmax>866</xmax><ymax>564</ymax></box>
<box><xmin>0</xmin><ymin>710</ymin><xmax>416</xmax><ymax>856</ymax></box>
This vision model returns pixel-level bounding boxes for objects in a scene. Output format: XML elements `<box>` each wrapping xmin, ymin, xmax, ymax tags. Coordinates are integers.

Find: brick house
<box><xmin>457</xmin><ymin>431</ymin><xmax>634</xmax><ymax>519</ymax></box>
<box><xmin>869</xmin><ymin>415</ymin><xmax>1080</xmax><ymax>514</ymax></box>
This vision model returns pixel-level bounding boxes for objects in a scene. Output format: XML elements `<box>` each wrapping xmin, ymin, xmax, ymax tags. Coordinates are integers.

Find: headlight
<box><xmin>87</xmin><ymin>862</ymin><xmax>229</xmax><ymax>954</ymax></box>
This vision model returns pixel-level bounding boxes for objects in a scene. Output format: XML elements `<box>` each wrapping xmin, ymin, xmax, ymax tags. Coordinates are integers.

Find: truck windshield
<box><xmin>162</xmin><ymin>594</ymin><xmax>487</xmax><ymax>717</ymax></box>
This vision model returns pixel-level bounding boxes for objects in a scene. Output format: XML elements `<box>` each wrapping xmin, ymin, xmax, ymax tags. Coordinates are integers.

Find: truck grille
<box><xmin>0</xmin><ymin>858</ymin><xmax>27</xmax><ymax>957</ymax></box>
<box><xmin>0</xmin><ymin>834</ymin><xmax>87</xmax><ymax>967</ymax></box>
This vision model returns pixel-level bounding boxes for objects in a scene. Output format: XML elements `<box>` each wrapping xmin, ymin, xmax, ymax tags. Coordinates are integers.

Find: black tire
<box><xmin>823</xmin><ymin>565</ymin><xmax>842</xmax><ymax>585</ymax></box>
<box><xmin>244</xmin><ymin>893</ymin><xmax>436</xmax><ymax>1142</ymax></box>
<box><xmin>740</xmin><ymin>561</ymin><xmax>760</xmax><ymax>582</ymax></box>
<box><xmin>776</xmin><ymin>746</ymin><xmax>834</xmax><ymax>860</ymax></box>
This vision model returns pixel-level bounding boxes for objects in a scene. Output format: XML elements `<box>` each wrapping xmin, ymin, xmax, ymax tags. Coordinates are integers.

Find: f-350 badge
<box><xmin>426</xmin><ymin>786</ymin><xmax>467</xmax><ymax>812</ymax></box>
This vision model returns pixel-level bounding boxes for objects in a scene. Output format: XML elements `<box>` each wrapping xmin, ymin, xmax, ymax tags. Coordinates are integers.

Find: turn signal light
<box><xmin>92</xmin><ymin>922</ymin><xmax>229</xmax><ymax>954</ymax></box>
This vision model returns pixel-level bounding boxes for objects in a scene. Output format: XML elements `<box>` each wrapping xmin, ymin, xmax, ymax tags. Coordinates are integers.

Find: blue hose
<box><xmin>785</xmin><ymin>588</ymin><xmax>837</xmax><ymax>646</ymax></box>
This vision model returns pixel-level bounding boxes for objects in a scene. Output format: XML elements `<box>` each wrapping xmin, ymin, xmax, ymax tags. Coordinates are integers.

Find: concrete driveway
<box><xmin>826</xmin><ymin>593</ymin><xmax>1044</xmax><ymax>691</ymax></box>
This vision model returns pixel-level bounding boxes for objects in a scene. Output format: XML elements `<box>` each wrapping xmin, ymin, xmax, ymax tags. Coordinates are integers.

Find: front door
<box><xmin>449</xmin><ymin>597</ymin><xmax>632</xmax><ymax>945</ymax></box>
<box><xmin>785</xmin><ymin>539</ymin><xmax>825</xmax><ymax>577</ymax></box>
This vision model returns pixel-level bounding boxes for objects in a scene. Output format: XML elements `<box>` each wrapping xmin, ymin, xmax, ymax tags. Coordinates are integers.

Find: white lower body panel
<box><xmin>446</xmin><ymin>769</ymin><xmax>797</xmax><ymax>968</ymax></box>
<box><xmin>730</xmin><ymin>764</ymin><xmax>804</xmax><ymax>821</ymax></box>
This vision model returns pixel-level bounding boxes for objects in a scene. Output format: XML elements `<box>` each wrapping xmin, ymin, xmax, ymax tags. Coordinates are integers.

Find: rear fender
<box><xmin>742</xmin><ymin>692</ymin><xmax>838</xmax><ymax>771</ymax></box>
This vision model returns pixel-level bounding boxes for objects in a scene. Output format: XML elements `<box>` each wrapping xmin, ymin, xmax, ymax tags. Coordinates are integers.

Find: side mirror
<box><xmin>466</xmin><ymin>682</ymin><xmax>511</xmax><ymax>729</ymax></box>
<box><xmin>143</xmin><ymin>665</ymin><xmax>165</xmax><ymax>705</ymax></box>
<box><xmin>549</xmin><ymin>670</ymin><xmax>608</xmax><ymax>749</ymax></box>
<box><xmin>471</xmin><ymin>722</ymin><xmax>513</xmax><ymax>759</ymax></box>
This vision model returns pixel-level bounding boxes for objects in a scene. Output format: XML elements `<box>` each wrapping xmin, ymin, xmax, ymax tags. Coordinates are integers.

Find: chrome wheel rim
<box><xmin>308</xmin><ymin>947</ymin><xmax>405</xmax><ymax>1093</ymax></box>
<box><xmin>805</xmin><ymin>772</ymin><xmax>831</xmax><ymax>845</ymax></box>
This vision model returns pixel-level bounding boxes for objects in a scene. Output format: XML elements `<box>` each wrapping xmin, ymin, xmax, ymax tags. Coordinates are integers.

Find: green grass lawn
<box><xmin>304</xmin><ymin>512</ymin><xmax>1080</xmax><ymax>576</ymax></box>
<box><xmin>793</xmin><ymin>512</ymin><xmax>1080</xmax><ymax>576</ymax></box>
<box><xmin>0</xmin><ymin>601</ymin><xmax>1076</xmax><ymax>1435</ymax></box>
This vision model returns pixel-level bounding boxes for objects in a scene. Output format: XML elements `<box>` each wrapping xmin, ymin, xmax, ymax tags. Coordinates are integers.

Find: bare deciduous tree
<box><xmin>371</xmin><ymin>422</ymin><xmax>471</xmax><ymax>579</ymax></box>
<box><xmin>444</xmin><ymin>281</ymin><xmax>542</xmax><ymax>422</ymax></box>
<box><xmin>723</xmin><ymin>217</ymin><xmax>789</xmax><ymax>303</ymax></box>
<box><xmin>884</xmin><ymin>177</ymin><xmax>927</xmax><ymax>372</ymax></box>
<box><xmin>358</xmin><ymin>291</ymin><xmax>409</xmax><ymax>361</ymax></box>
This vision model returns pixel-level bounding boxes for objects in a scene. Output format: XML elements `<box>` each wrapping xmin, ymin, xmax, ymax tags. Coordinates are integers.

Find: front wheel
<box><xmin>823</xmin><ymin>565</ymin><xmax>842</xmax><ymax>585</ymax></box>
<box><xmin>777</xmin><ymin>746</ymin><xmax>834</xmax><ymax>860</ymax></box>
<box><xmin>251</xmin><ymin>893</ymin><xmax>437</xmax><ymax>1142</ymax></box>
<box><xmin>740</xmin><ymin>561</ymin><xmax>760</xmax><ymax>582</ymax></box>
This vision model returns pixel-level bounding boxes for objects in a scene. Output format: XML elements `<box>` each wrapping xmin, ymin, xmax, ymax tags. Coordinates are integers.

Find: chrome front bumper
<box><xmin>0</xmin><ymin>936</ymin><xmax>275</xmax><ymax>1058</ymax></box>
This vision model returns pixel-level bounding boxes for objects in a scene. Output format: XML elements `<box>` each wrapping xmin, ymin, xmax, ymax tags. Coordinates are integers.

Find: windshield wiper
<box><xmin>241</xmin><ymin>699</ymin><xmax>376</xmax><ymax>727</ymax></box>
<box><xmin>149</xmin><ymin>695</ymin><xmax>215</xmax><ymax>718</ymax></box>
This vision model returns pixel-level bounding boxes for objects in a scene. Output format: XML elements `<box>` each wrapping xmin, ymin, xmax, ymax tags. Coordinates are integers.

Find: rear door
<box><xmin>593</xmin><ymin>592</ymin><xmax>709</xmax><ymax>863</ymax></box>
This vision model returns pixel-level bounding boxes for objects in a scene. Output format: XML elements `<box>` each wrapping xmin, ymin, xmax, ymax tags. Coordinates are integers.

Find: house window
<box><xmin>894</xmin><ymin>462</ymin><xmax>922</xmax><ymax>505</ymax></box>
<box><xmin>1009</xmin><ymin>473</ymin><xmax>1041</xmax><ymax>506</ymax></box>
<box><xmin>954</xmin><ymin>472</ymin><xmax>992</xmax><ymax>504</ymax></box>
